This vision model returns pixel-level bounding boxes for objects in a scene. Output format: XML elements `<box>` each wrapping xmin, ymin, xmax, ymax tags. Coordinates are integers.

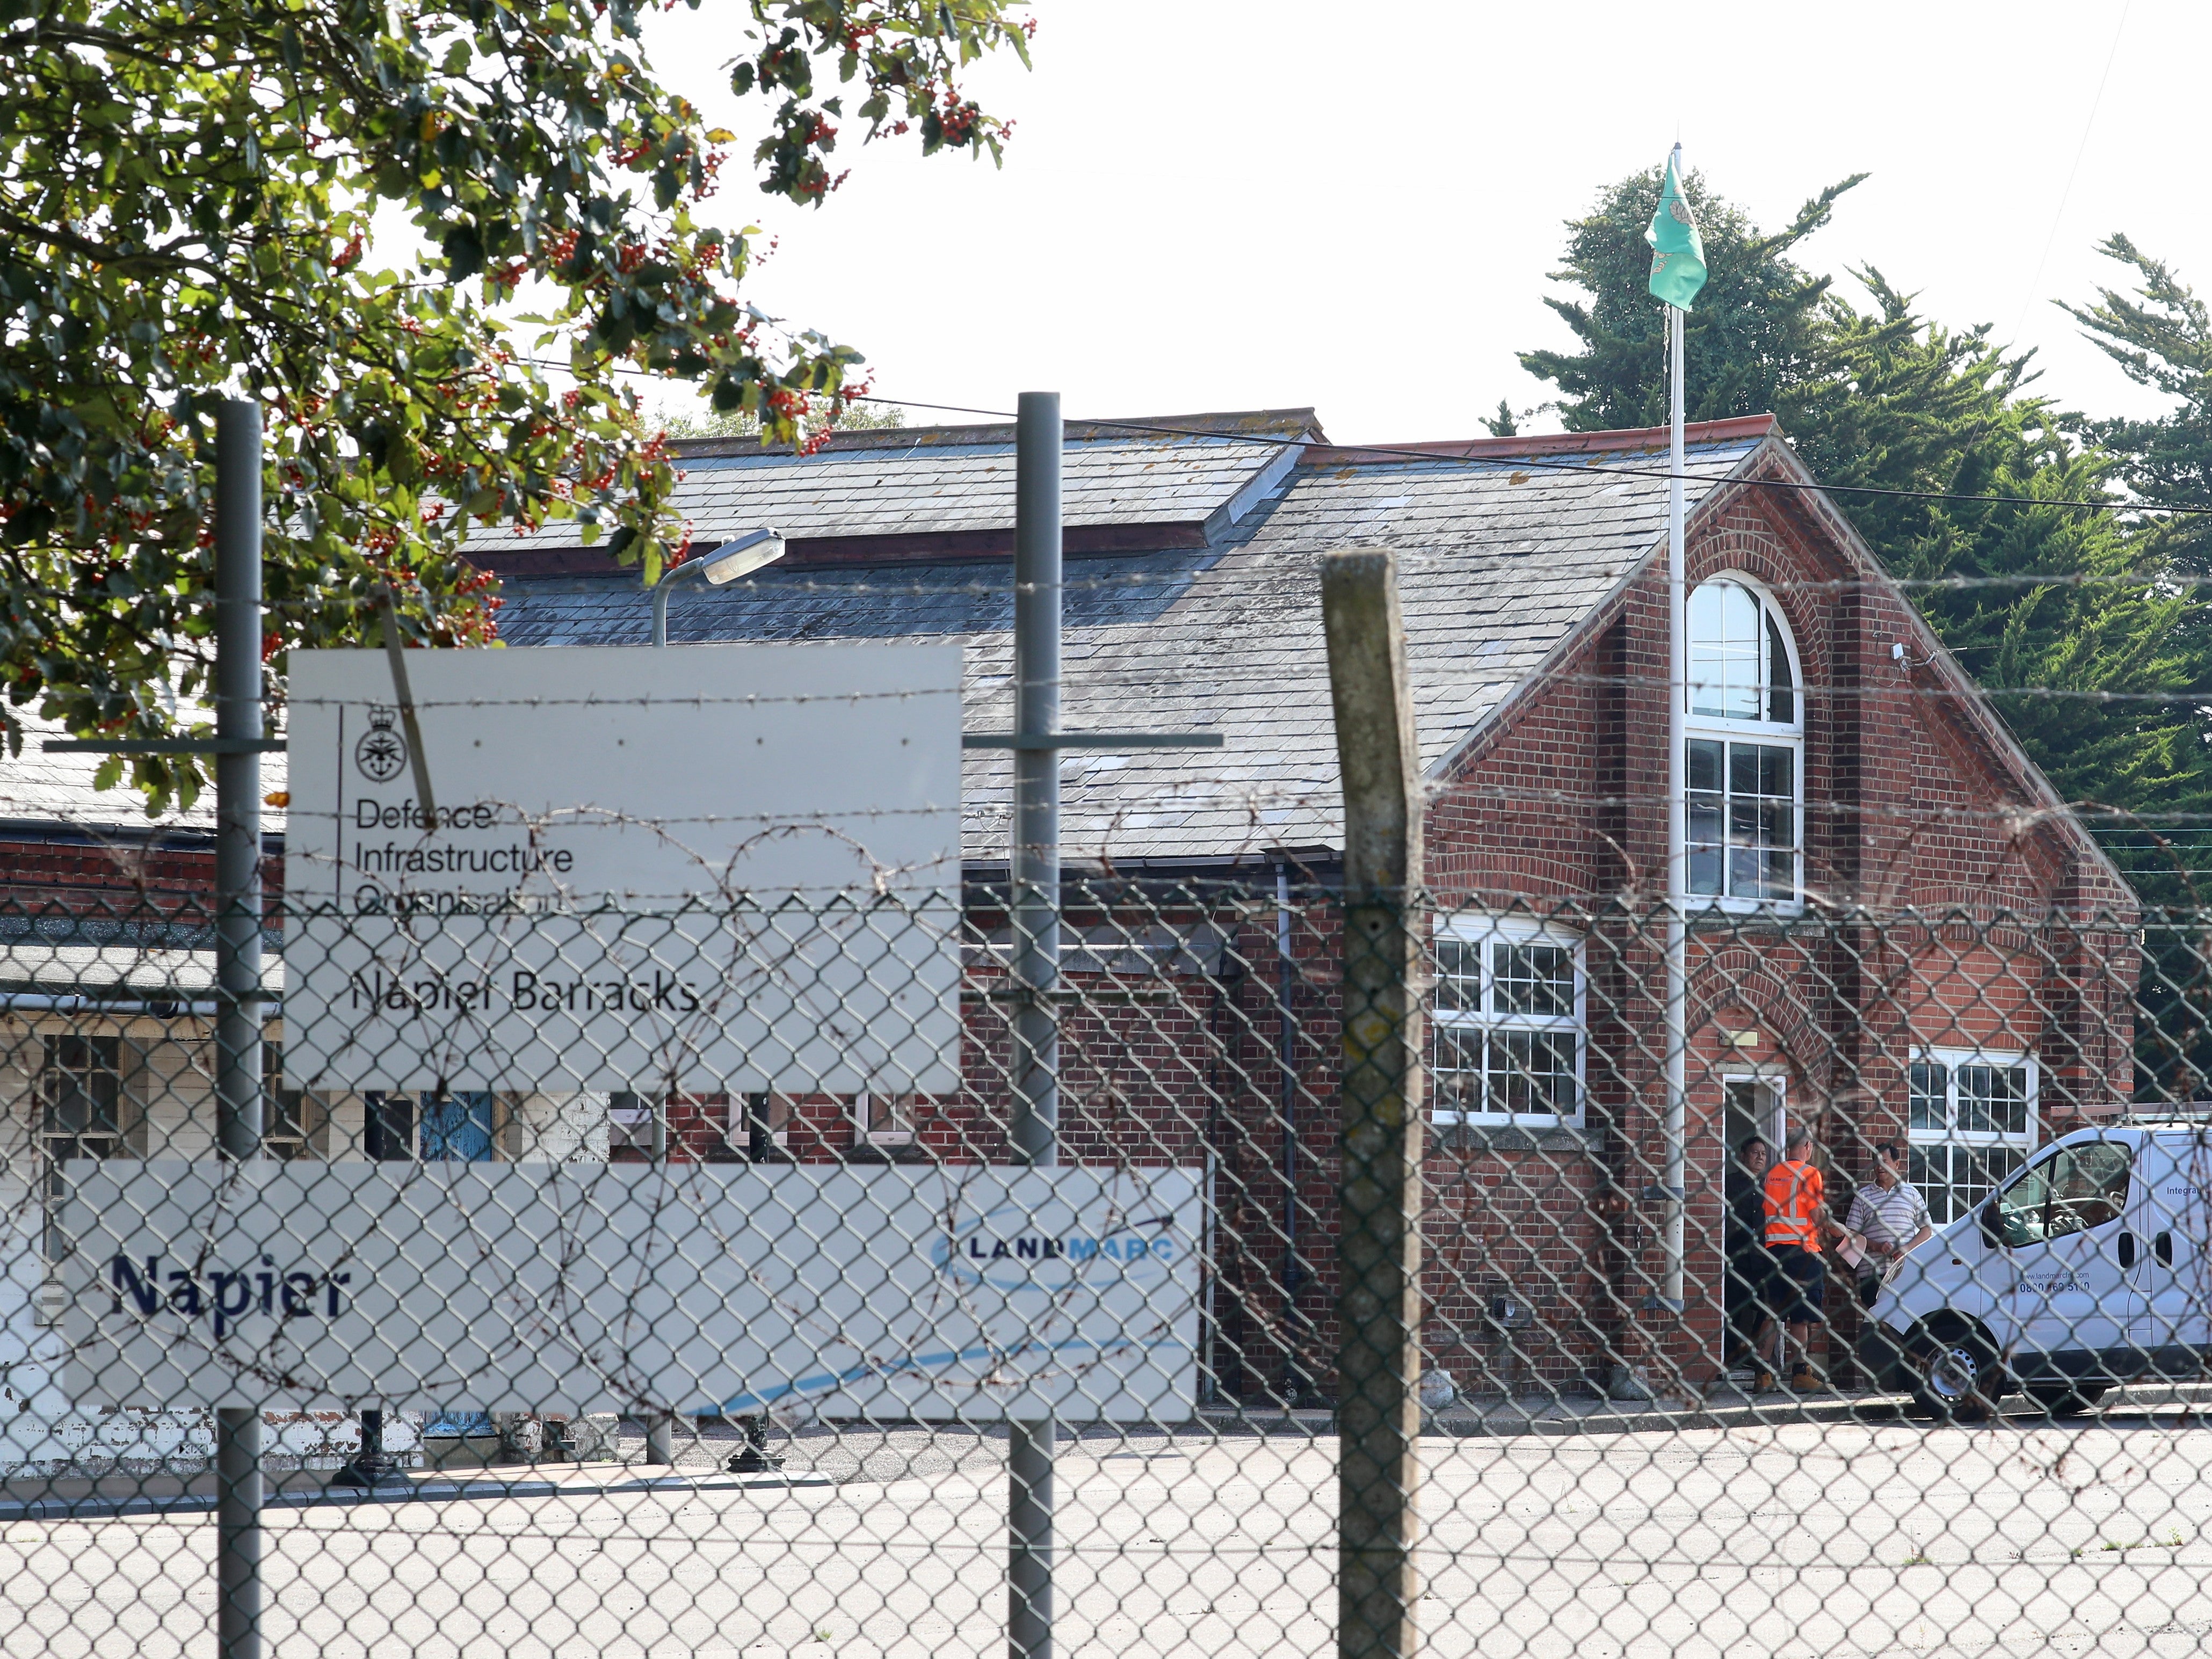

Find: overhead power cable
<box><xmin>844</xmin><ymin>394</ymin><xmax>2212</xmax><ymax>520</ymax></box>
<box><xmin>513</xmin><ymin>356</ymin><xmax>2212</xmax><ymax>519</ymax></box>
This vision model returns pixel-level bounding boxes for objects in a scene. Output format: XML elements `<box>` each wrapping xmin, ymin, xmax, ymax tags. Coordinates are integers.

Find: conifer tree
<box><xmin>2068</xmin><ymin>234</ymin><xmax>2212</xmax><ymax>557</ymax></box>
<box><xmin>1521</xmin><ymin>173</ymin><xmax>2212</xmax><ymax>901</ymax></box>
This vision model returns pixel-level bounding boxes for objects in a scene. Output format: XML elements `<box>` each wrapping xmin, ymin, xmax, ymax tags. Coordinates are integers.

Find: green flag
<box><xmin>1645</xmin><ymin>147</ymin><xmax>1707</xmax><ymax>311</ymax></box>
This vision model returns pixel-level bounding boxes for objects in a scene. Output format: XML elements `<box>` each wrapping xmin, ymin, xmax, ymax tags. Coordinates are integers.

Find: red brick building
<box><xmin>0</xmin><ymin>409</ymin><xmax>2137</xmax><ymax>1410</ymax></box>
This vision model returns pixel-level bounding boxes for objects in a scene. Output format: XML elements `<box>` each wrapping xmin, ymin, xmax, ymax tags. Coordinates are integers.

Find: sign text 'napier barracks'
<box><xmin>283</xmin><ymin>645</ymin><xmax>963</xmax><ymax>1093</ymax></box>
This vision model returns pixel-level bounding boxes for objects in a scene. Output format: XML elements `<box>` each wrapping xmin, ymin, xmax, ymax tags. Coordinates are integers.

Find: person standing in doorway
<box><xmin>1763</xmin><ymin>1124</ymin><xmax>1837</xmax><ymax>1392</ymax></box>
<box><xmin>1721</xmin><ymin>1136</ymin><xmax>1777</xmax><ymax>1393</ymax></box>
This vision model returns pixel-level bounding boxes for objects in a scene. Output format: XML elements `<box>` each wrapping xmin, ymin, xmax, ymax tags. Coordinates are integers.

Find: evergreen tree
<box><xmin>2068</xmin><ymin>234</ymin><xmax>2212</xmax><ymax>559</ymax></box>
<box><xmin>1519</xmin><ymin>166</ymin><xmax>1866</xmax><ymax>436</ymax></box>
<box><xmin>2061</xmin><ymin>236</ymin><xmax>2212</xmax><ymax>1095</ymax></box>
<box><xmin>1521</xmin><ymin>170</ymin><xmax>2212</xmax><ymax>902</ymax></box>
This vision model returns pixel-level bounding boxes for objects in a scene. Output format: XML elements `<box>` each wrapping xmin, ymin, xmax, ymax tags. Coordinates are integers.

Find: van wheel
<box><xmin>2027</xmin><ymin>1383</ymin><xmax>2109</xmax><ymax>1418</ymax></box>
<box><xmin>1908</xmin><ymin>1328</ymin><xmax>2001</xmax><ymax>1422</ymax></box>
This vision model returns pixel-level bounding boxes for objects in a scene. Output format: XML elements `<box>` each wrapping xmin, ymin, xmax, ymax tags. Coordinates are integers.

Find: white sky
<box><xmin>633</xmin><ymin>0</ymin><xmax>2193</xmax><ymax>446</ymax></box>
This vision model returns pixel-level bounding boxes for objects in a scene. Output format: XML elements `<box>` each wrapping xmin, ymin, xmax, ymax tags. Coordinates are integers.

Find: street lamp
<box><xmin>650</xmin><ymin>528</ymin><xmax>786</xmax><ymax>647</ymax></box>
<box><xmin>649</xmin><ymin>538</ymin><xmax>789</xmax><ymax>1474</ymax></box>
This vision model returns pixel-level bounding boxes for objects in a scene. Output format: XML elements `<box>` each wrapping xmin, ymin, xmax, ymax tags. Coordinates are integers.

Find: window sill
<box><xmin>1685</xmin><ymin>898</ymin><xmax>1807</xmax><ymax>920</ymax></box>
<box><xmin>1430</xmin><ymin>1120</ymin><xmax>1598</xmax><ymax>1154</ymax></box>
<box><xmin>846</xmin><ymin>1141</ymin><xmax>927</xmax><ymax>1165</ymax></box>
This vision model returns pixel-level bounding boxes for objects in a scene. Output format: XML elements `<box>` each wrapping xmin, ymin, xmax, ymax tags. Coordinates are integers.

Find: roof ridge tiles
<box><xmin>668</xmin><ymin>407</ymin><xmax>1326</xmax><ymax>460</ymax></box>
<box><xmin>1297</xmin><ymin>414</ymin><xmax>1777</xmax><ymax>467</ymax></box>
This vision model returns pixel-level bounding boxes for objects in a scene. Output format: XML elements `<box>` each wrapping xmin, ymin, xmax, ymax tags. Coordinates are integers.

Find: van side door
<box><xmin>2129</xmin><ymin>1138</ymin><xmax>2212</xmax><ymax>1380</ymax></box>
<box><xmin>1991</xmin><ymin>1141</ymin><xmax>2139</xmax><ymax>1386</ymax></box>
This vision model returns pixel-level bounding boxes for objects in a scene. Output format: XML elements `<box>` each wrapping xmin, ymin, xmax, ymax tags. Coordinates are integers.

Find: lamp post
<box><xmin>334</xmin><ymin>1095</ymin><xmax>412</xmax><ymax>1489</ymax></box>
<box><xmin>650</xmin><ymin>528</ymin><xmax>785</xmax><ymax>647</ymax></box>
<box><xmin>728</xmin><ymin>1087</ymin><xmax>785</xmax><ymax>1475</ymax></box>
<box><xmin>650</xmin><ymin>531</ymin><xmax>787</xmax><ymax>1474</ymax></box>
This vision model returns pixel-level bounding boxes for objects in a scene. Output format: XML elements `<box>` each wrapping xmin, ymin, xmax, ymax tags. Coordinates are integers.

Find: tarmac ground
<box><xmin>6</xmin><ymin>1387</ymin><xmax>2212</xmax><ymax>1657</ymax></box>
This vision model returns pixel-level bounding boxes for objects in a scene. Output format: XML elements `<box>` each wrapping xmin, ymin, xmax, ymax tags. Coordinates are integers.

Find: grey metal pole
<box><xmin>1007</xmin><ymin>390</ymin><xmax>1061</xmax><ymax>1659</ymax></box>
<box><xmin>650</xmin><ymin>561</ymin><xmax>701</xmax><ymax>649</ymax></box>
<box><xmin>213</xmin><ymin>398</ymin><xmax>265</xmax><ymax>1659</ymax></box>
<box><xmin>647</xmin><ymin>1096</ymin><xmax>676</xmax><ymax>1466</ymax></box>
<box><xmin>1659</xmin><ymin>296</ymin><xmax>1690</xmax><ymax>1315</ymax></box>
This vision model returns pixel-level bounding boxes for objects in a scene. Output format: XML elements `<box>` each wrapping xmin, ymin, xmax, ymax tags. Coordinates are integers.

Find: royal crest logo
<box><xmin>354</xmin><ymin>704</ymin><xmax>409</xmax><ymax>783</ymax></box>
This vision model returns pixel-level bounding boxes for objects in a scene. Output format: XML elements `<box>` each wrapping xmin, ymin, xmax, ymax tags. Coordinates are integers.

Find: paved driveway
<box><xmin>6</xmin><ymin>1405</ymin><xmax>2212</xmax><ymax>1657</ymax></box>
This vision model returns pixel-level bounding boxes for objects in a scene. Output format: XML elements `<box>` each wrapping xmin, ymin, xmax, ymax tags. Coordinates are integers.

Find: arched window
<box><xmin>1685</xmin><ymin>578</ymin><xmax>1802</xmax><ymax>905</ymax></box>
<box><xmin>1688</xmin><ymin>578</ymin><xmax>1795</xmax><ymax>724</ymax></box>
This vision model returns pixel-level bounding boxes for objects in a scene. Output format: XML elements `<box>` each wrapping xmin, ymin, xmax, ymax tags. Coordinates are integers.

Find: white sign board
<box><xmin>284</xmin><ymin>645</ymin><xmax>962</xmax><ymax>1092</ymax></box>
<box><xmin>63</xmin><ymin>1162</ymin><xmax>1200</xmax><ymax>1421</ymax></box>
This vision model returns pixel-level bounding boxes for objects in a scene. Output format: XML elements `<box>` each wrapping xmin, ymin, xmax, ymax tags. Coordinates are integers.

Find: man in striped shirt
<box><xmin>1843</xmin><ymin>1142</ymin><xmax>1934</xmax><ymax>1306</ymax></box>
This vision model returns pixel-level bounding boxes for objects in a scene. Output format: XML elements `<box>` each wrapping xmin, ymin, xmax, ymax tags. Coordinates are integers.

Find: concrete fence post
<box><xmin>1321</xmin><ymin>548</ymin><xmax>1425</xmax><ymax>1659</ymax></box>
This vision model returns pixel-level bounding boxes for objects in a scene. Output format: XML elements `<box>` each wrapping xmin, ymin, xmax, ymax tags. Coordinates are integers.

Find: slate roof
<box><xmin>491</xmin><ymin>414</ymin><xmax>1775</xmax><ymax>868</ymax></box>
<box><xmin>497</xmin><ymin>410</ymin><xmax>1319</xmax><ymax>555</ymax></box>
<box><xmin>0</xmin><ymin>412</ymin><xmax>1774</xmax><ymax>860</ymax></box>
<box><xmin>0</xmin><ymin>704</ymin><xmax>251</xmax><ymax>838</ymax></box>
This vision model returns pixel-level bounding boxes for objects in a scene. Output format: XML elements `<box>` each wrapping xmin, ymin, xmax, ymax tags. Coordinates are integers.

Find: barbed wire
<box><xmin>254</xmin><ymin>540</ymin><xmax>2212</xmax><ymax>619</ymax></box>
<box><xmin>842</xmin><ymin>395</ymin><xmax>2212</xmax><ymax>520</ymax></box>
<box><xmin>267</xmin><ymin>668</ymin><xmax>2212</xmax><ymax>711</ymax></box>
<box><xmin>277</xmin><ymin>687</ymin><xmax>960</xmax><ymax>711</ymax></box>
<box><xmin>419</xmin><ymin>545</ymin><xmax>2212</xmax><ymax>603</ymax></box>
<box><xmin>508</xmin><ymin>364</ymin><xmax>2212</xmax><ymax>520</ymax></box>
<box><xmin>32</xmin><ymin>776</ymin><xmax>2212</xmax><ymax>839</ymax></box>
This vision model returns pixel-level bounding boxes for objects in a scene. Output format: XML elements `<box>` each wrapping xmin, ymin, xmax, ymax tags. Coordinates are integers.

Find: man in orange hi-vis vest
<box><xmin>1763</xmin><ymin>1124</ymin><xmax>1839</xmax><ymax>1392</ymax></box>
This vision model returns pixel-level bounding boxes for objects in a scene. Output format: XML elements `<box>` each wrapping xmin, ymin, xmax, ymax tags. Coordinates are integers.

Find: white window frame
<box><xmin>852</xmin><ymin>1092</ymin><xmax>917</xmax><ymax>1150</ymax></box>
<box><xmin>1430</xmin><ymin>915</ymin><xmax>1586</xmax><ymax>1128</ymax></box>
<box><xmin>606</xmin><ymin>1089</ymin><xmax>657</xmax><ymax>1156</ymax></box>
<box><xmin>1684</xmin><ymin>573</ymin><xmax>1804</xmax><ymax>914</ymax></box>
<box><xmin>740</xmin><ymin>1092</ymin><xmax>792</xmax><ymax>1154</ymax></box>
<box><xmin>36</xmin><ymin>1032</ymin><xmax>126</xmax><ymax>1165</ymax></box>
<box><xmin>1906</xmin><ymin>1046</ymin><xmax>2040</xmax><ymax>1225</ymax></box>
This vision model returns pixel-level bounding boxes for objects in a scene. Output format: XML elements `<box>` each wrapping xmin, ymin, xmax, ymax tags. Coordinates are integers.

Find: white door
<box><xmin>1721</xmin><ymin>1076</ymin><xmax>1785</xmax><ymax>1152</ymax></box>
<box><xmin>2128</xmin><ymin>1139</ymin><xmax>2212</xmax><ymax>1377</ymax></box>
<box><xmin>1991</xmin><ymin>1141</ymin><xmax>2140</xmax><ymax>1378</ymax></box>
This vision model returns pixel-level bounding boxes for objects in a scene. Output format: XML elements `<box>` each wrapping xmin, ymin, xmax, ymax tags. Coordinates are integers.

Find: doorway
<box><xmin>1718</xmin><ymin>1075</ymin><xmax>1788</xmax><ymax>1371</ymax></box>
<box><xmin>1723</xmin><ymin>1075</ymin><xmax>1786</xmax><ymax>1162</ymax></box>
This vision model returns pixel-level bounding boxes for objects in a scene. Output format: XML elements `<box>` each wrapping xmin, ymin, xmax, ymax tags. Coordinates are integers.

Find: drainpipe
<box><xmin>0</xmin><ymin>994</ymin><xmax>285</xmax><ymax>1018</ymax></box>
<box><xmin>1274</xmin><ymin>861</ymin><xmax>1304</xmax><ymax>1402</ymax></box>
<box><xmin>1199</xmin><ymin>952</ymin><xmax>1239</xmax><ymax>1406</ymax></box>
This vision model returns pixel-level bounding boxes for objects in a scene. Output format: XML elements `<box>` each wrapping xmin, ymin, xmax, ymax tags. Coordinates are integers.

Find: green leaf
<box><xmin>441</xmin><ymin>221</ymin><xmax>485</xmax><ymax>283</ymax></box>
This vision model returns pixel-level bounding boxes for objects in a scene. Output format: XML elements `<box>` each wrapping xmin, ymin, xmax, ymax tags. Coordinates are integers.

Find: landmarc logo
<box><xmin>934</xmin><ymin>1214</ymin><xmax>1178</xmax><ymax>1283</ymax></box>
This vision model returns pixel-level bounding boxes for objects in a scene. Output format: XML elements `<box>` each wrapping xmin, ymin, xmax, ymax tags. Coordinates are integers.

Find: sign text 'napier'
<box><xmin>63</xmin><ymin>1162</ymin><xmax>1201</xmax><ymax>1421</ymax></box>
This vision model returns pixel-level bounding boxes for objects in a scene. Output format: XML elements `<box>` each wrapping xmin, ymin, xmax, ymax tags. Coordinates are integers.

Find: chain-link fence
<box><xmin>4</xmin><ymin>880</ymin><xmax>2212</xmax><ymax>1657</ymax></box>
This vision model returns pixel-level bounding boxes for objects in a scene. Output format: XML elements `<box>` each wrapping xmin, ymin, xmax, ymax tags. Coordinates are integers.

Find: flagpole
<box><xmin>1660</xmin><ymin>257</ymin><xmax>1689</xmax><ymax>1318</ymax></box>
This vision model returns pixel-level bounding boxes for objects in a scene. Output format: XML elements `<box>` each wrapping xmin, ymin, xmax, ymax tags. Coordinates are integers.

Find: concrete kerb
<box><xmin>1199</xmin><ymin>1378</ymin><xmax>2212</xmax><ymax>1439</ymax></box>
<box><xmin>0</xmin><ymin>1464</ymin><xmax>834</xmax><ymax>1524</ymax></box>
<box><xmin>12</xmin><ymin>1381</ymin><xmax>2212</xmax><ymax>1524</ymax></box>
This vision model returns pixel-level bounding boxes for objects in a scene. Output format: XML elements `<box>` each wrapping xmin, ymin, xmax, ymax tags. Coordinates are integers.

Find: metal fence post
<box><xmin>1007</xmin><ymin>389</ymin><xmax>1061</xmax><ymax>1659</ymax></box>
<box><xmin>1321</xmin><ymin>548</ymin><xmax>1424</xmax><ymax>1659</ymax></box>
<box><xmin>648</xmin><ymin>1094</ymin><xmax>676</xmax><ymax>1467</ymax></box>
<box><xmin>213</xmin><ymin>397</ymin><xmax>265</xmax><ymax>1659</ymax></box>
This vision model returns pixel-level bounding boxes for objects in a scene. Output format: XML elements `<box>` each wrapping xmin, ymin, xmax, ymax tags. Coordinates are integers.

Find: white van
<box><xmin>1861</xmin><ymin>1123</ymin><xmax>2212</xmax><ymax>1418</ymax></box>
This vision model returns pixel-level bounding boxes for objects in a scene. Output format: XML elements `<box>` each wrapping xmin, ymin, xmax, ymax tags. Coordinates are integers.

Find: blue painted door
<box><xmin>419</xmin><ymin>1092</ymin><xmax>495</xmax><ymax>1161</ymax></box>
<box><xmin>418</xmin><ymin>1090</ymin><xmax>498</xmax><ymax>1437</ymax></box>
